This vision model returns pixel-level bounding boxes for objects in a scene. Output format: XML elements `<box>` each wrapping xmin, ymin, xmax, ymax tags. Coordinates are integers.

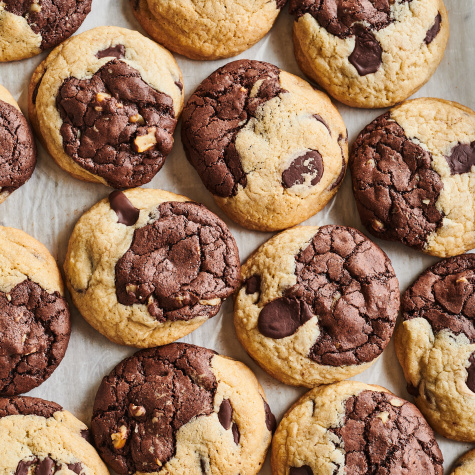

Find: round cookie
<box><xmin>28</xmin><ymin>26</ymin><xmax>184</xmax><ymax>189</ymax></box>
<box><xmin>0</xmin><ymin>226</ymin><xmax>70</xmax><ymax>396</ymax></box>
<box><xmin>91</xmin><ymin>343</ymin><xmax>275</xmax><ymax>474</ymax></box>
<box><xmin>64</xmin><ymin>188</ymin><xmax>240</xmax><ymax>348</ymax></box>
<box><xmin>234</xmin><ymin>225</ymin><xmax>400</xmax><ymax>387</ymax></box>
<box><xmin>0</xmin><ymin>396</ymin><xmax>109</xmax><ymax>474</ymax></box>
<box><xmin>351</xmin><ymin>98</ymin><xmax>475</xmax><ymax>258</ymax></box>
<box><xmin>289</xmin><ymin>0</ymin><xmax>449</xmax><ymax>108</ymax></box>
<box><xmin>395</xmin><ymin>254</ymin><xmax>475</xmax><ymax>441</ymax></box>
<box><xmin>451</xmin><ymin>449</ymin><xmax>475</xmax><ymax>475</ymax></box>
<box><xmin>129</xmin><ymin>0</ymin><xmax>286</xmax><ymax>60</ymax></box>
<box><xmin>182</xmin><ymin>60</ymin><xmax>348</xmax><ymax>232</ymax></box>
<box><xmin>0</xmin><ymin>84</ymin><xmax>36</xmax><ymax>204</ymax></box>
<box><xmin>271</xmin><ymin>381</ymin><xmax>444</xmax><ymax>474</ymax></box>
<box><xmin>0</xmin><ymin>0</ymin><xmax>92</xmax><ymax>62</ymax></box>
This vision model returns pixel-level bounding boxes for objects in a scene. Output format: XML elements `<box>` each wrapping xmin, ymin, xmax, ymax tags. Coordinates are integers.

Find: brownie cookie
<box><xmin>234</xmin><ymin>225</ymin><xmax>399</xmax><ymax>387</ymax></box>
<box><xmin>28</xmin><ymin>26</ymin><xmax>184</xmax><ymax>188</ymax></box>
<box><xmin>451</xmin><ymin>449</ymin><xmax>475</xmax><ymax>475</ymax></box>
<box><xmin>0</xmin><ymin>226</ymin><xmax>70</xmax><ymax>396</ymax></box>
<box><xmin>130</xmin><ymin>0</ymin><xmax>286</xmax><ymax>60</ymax></box>
<box><xmin>64</xmin><ymin>188</ymin><xmax>240</xmax><ymax>347</ymax></box>
<box><xmin>0</xmin><ymin>0</ymin><xmax>92</xmax><ymax>61</ymax></box>
<box><xmin>0</xmin><ymin>84</ymin><xmax>36</xmax><ymax>205</ymax></box>
<box><xmin>0</xmin><ymin>396</ymin><xmax>109</xmax><ymax>474</ymax></box>
<box><xmin>271</xmin><ymin>381</ymin><xmax>444</xmax><ymax>474</ymax></box>
<box><xmin>351</xmin><ymin>98</ymin><xmax>475</xmax><ymax>257</ymax></box>
<box><xmin>289</xmin><ymin>0</ymin><xmax>449</xmax><ymax>108</ymax></box>
<box><xmin>182</xmin><ymin>60</ymin><xmax>348</xmax><ymax>231</ymax></box>
<box><xmin>91</xmin><ymin>343</ymin><xmax>274</xmax><ymax>474</ymax></box>
<box><xmin>395</xmin><ymin>255</ymin><xmax>475</xmax><ymax>441</ymax></box>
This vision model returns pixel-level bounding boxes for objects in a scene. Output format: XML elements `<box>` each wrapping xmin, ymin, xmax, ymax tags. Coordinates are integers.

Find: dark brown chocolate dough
<box><xmin>445</xmin><ymin>141</ymin><xmax>475</xmax><ymax>175</ymax></box>
<box><xmin>275</xmin><ymin>0</ymin><xmax>288</xmax><ymax>8</ymax></box>
<box><xmin>115</xmin><ymin>201</ymin><xmax>240</xmax><ymax>323</ymax></box>
<box><xmin>0</xmin><ymin>280</ymin><xmax>71</xmax><ymax>396</ymax></box>
<box><xmin>0</xmin><ymin>100</ymin><xmax>37</xmax><ymax>196</ymax></box>
<box><xmin>282</xmin><ymin>150</ymin><xmax>324</xmax><ymax>188</ymax></box>
<box><xmin>425</xmin><ymin>13</ymin><xmax>442</xmax><ymax>44</ymax></box>
<box><xmin>57</xmin><ymin>59</ymin><xmax>177</xmax><ymax>188</ymax></box>
<box><xmin>331</xmin><ymin>390</ymin><xmax>443</xmax><ymax>474</ymax></box>
<box><xmin>289</xmin><ymin>466</ymin><xmax>313</xmax><ymax>475</ymax></box>
<box><xmin>257</xmin><ymin>225</ymin><xmax>399</xmax><ymax>366</ymax></box>
<box><xmin>351</xmin><ymin>112</ymin><xmax>444</xmax><ymax>250</ymax></box>
<box><xmin>109</xmin><ymin>191</ymin><xmax>140</xmax><ymax>226</ymax></box>
<box><xmin>3</xmin><ymin>0</ymin><xmax>92</xmax><ymax>50</ymax></box>
<box><xmin>96</xmin><ymin>44</ymin><xmax>126</xmax><ymax>59</ymax></box>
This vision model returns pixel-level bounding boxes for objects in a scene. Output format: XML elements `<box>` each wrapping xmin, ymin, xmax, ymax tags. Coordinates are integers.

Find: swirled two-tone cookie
<box><xmin>0</xmin><ymin>0</ymin><xmax>92</xmax><ymax>61</ymax></box>
<box><xmin>289</xmin><ymin>0</ymin><xmax>449</xmax><ymax>108</ymax></box>
<box><xmin>91</xmin><ymin>343</ymin><xmax>275</xmax><ymax>474</ymax></box>
<box><xmin>234</xmin><ymin>225</ymin><xmax>399</xmax><ymax>387</ymax></box>
<box><xmin>0</xmin><ymin>396</ymin><xmax>109</xmax><ymax>474</ymax></box>
<box><xmin>351</xmin><ymin>98</ymin><xmax>475</xmax><ymax>257</ymax></box>
<box><xmin>451</xmin><ymin>449</ymin><xmax>475</xmax><ymax>475</ymax></box>
<box><xmin>182</xmin><ymin>60</ymin><xmax>348</xmax><ymax>231</ymax></box>
<box><xmin>271</xmin><ymin>381</ymin><xmax>444</xmax><ymax>474</ymax></box>
<box><xmin>64</xmin><ymin>188</ymin><xmax>240</xmax><ymax>348</ymax></box>
<box><xmin>395</xmin><ymin>254</ymin><xmax>475</xmax><ymax>441</ymax></box>
<box><xmin>28</xmin><ymin>26</ymin><xmax>184</xmax><ymax>189</ymax></box>
<box><xmin>129</xmin><ymin>0</ymin><xmax>286</xmax><ymax>60</ymax></box>
<box><xmin>0</xmin><ymin>226</ymin><xmax>70</xmax><ymax>396</ymax></box>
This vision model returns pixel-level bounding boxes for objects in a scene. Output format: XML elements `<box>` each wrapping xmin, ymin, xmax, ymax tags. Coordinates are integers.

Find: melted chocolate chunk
<box><xmin>15</xmin><ymin>459</ymin><xmax>85</xmax><ymax>475</ymax></box>
<box><xmin>289</xmin><ymin>467</ymin><xmax>313</xmax><ymax>475</ymax></box>
<box><xmin>91</xmin><ymin>344</ymin><xmax>218</xmax><ymax>474</ymax></box>
<box><xmin>109</xmin><ymin>191</ymin><xmax>140</xmax><ymax>226</ymax></box>
<box><xmin>16</xmin><ymin>458</ymin><xmax>38</xmax><ymax>475</ymax></box>
<box><xmin>348</xmin><ymin>25</ymin><xmax>382</xmax><ymax>76</ymax></box>
<box><xmin>282</xmin><ymin>150</ymin><xmax>324</xmax><ymax>189</ymax></box>
<box><xmin>57</xmin><ymin>59</ymin><xmax>176</xmax><ymax>188</ymax></box>
<box><xmin>218</xmin><ymin>399</ymin><xmax>233</xmax><ymax>430</ymax></box>
<box><xmin>245</xmin><ymin>275</ymin><xmax>261</xmax><ymax>295</ymax></box>
<box><xmin>425</xmin><ymin>13</ymin><xmax>442</xmax><ymax>44</ymax></box>
<box><xmin>351</xmin><ymin>112</ymin><xmax>444</xmax><ymax>250</ymax></box>
<box><xmin>36</xmin><ymin>458</ymin><xmax>55</xmax><ymax>475</ymax></box>
<box><xmin>232</xmin><ymin>423</ymin><xmax>240</xmax><ymax>444</ymax></box>
<box><xmin>313</xmin><ymin>114</ymin><xmax>331</xmax><ymax>135</ymax></box>
<box><xmin>407</xmin><ymin>383</ymin><xmax>420</xmax><ymax>397</ymax></box>
<box><xmin>0</xmin><ymin>280</ymin><xmax>71</xmax><ymax>396</ymax></box>
<box><xmin>263</xmin><ymin>399</ymin><xmax>276</xmax><ymax>432</ymax></box>
<box><xmin>175</xmin><ymin>80</ymin><xmax>184</xmax><ymax>92</ymax></box>
<box><xmin>467</xmin><ymin>353</ymin><xmax>475</xmax><ymax>393</ymax></box>
<box><xmin>445</xmin><ymin>141</ymin><xmax>475</xmax><ymax>175</ymax></box>
<box><xmin>96</xmin><ymin>44</ymin><xmax>126</xmax><ymax>59</ymax></box>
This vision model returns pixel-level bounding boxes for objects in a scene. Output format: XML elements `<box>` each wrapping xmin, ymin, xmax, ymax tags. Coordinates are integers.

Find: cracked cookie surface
<box><xmin>91</xmin><ymin>343</ymin><xmax>274</xmax><ymax>475</ymax></box>
<box><xmin>234</xmin><ymin>225</ymin><xmax>399</xmax><ymax>387</ymax></box>
<box><xmin>182</xmin><ymin>59</ymin><xmax>348</xmax><ymax>231</ymax></box>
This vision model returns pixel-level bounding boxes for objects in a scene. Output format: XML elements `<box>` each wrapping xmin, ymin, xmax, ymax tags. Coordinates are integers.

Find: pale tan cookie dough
<box><xmin>451</xmin><ymin>449</ymin><xmax>475</xmax><ymax>475</ymax></box>
<box><xmin>130</xmin><ymin>0</ymin><xmax>285</xmax><ymax>60</ymax></box>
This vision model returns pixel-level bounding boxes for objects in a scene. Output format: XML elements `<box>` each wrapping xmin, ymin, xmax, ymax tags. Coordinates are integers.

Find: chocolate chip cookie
<box><xmin>289</xmin><ymin>0</ymin><xmax>449</xmax><ymax>108</ymax></box>
<box><xmin>0</xmin><ymin>84</ymin><xmax>36</xmax><ymax>205</ymax></box>
<box><xmin>0</xmin><ymin>226</ymin><xmax>71</xmax><ymax>396</ymax></box>
<box><xmin>64</xmin><ymin>188</ymin><xmax>240</xmax><ymax>348</ymax></box>
<box><xmin>0</xmin><ymin>396</ymin><xmax>109</xmax><ymax>474</ymax></box>
<box><xmin>91</xmin><ymin>343</ymin><xmax>274</xmax><ymax>474</ymax></box>
<box><xmin>451</xmin><ymin>449</ymin><xmax>475</xmax><ymax>475</ymax></box>
<box><xmin>234</xmin><ymin>225</ymin><xmax>399</xmax><ymax>387</ymax></box>
<box><xmin>0</xmin><ymin>0</ymin><xmax>92</xmax><ymax>61</ymax></box>
<box><xmin>271</xmin><ymin>381</ymin><xmax>444</xmax><ymax>474</ymax></box>
<box><xmin>351</xmin><ymin>98</ymin><xmax>475</xmax><ymax>257</ymax></box>
<box><xmin>395</xmin><ymin>254</ymin><xmax>475</xmax><ymax>441</ymax></box>
<box><xmin>182</xmin><ymin>60</ymin><xmax>348</xmax><ymax>231</ymax></box>
<box><xmin>130</xmin><ymin>0</ymin><xmax>286</xmax><ymax>60</ymax></box>
<box><xmin>28</xmin><ymin>26</ymin><xmax>184</xmax><ymax>188</ymax></box>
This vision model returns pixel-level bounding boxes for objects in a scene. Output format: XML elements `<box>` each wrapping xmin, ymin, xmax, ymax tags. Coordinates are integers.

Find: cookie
<box><xmin>0</xmin><ymin>395</ymin><xmax>109</xmax><ymax>474</ymax></box>
<box><xmin>395</xmin><ymin>254</ymin><xmax>475</xmax><ymax>441</ymax></box>
<box><xmin>91</xmin><ymin>343</ymin><xmax>274</xmax><ymax>474</ymax></box>
<box><xmin>289</xmin><ymin>0</ymin><xmax>449</xmax><ymax>108</ymax></box>
<box><xmin>451</xmin><ymin>449</ymin><xmax>475</xmax><ymax>475</ymax></box>
<box><xmin>0</xmin><ymin>0</ymin><xmax>92</xmax><ymax>61</ymax></box>
<box><xmin>129</xmin><ymin>0</ymin><xmax>286</xmax><ymax>60</ymax></box>
<box><xmin>64</xmin><ymin>188</ymin><xmax>240</xmax><ymax>348</ymax></box>
<box><xmin>351</xmin><ymin>98</ymin><xmax>475</xmax><ymax>258</ymax></box>
<box><xmin>234</xmin><ymin>225</ymin><xmax>399</xmax><ymax>387</ymax></box>
<box><xmin>0</xmin><ymin>226</ymin><xmax>71</xmax><ymax>396</ymax></box>
<box><xmin>271</xmin><ymin>380</ymin><xmax>444</xmax><ymax>474</ymax></box>
<box><xmin>182</xmin><ymin>60</ymin><xmax>348</xmax><ymax>231</ymax></box>
<box><xmin>28</xmin><ymin>26</ymin><xmax>184</xmax><ymax>189</ymax></box>
<box><xmin>0</xmin><ymin>84</ymin><xmax>36</xmax><ymax>204</ymax></box>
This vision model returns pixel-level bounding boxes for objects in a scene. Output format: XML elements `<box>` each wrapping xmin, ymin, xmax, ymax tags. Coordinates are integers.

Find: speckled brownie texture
<box><xmin>182</xmin><ymin>60</ymin><xmax>348</xmax><ymax>231</ymax></box>
<box><xmin>271</xmin><ymin>381</ymin><xmax>443</xmax><ymax>475</ymax></box>
<box><xmin>91</xmin><ymin>343</ymin><xmax>274</xmax><ymax>474</ymax></box>
<box><xmin>451</xmin><ymin>449</ymin><xmax>475</xmax><ymax>475</ymax></box>
<box><xmin>351</xmin><ymin>98</ymin><xmax>475</xmax><ymax>257</ymax></box>
<box><xmin>234</xmin><ymin>225</ymin><xmax>399</xmax><ymax>387</ymax></box>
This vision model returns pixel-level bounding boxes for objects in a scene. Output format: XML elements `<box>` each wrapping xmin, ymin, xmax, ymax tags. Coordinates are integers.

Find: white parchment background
<box><xmin>0</xmin><ymin>0</ymin><xmax>474</xmax><ymax>472</ymax></box>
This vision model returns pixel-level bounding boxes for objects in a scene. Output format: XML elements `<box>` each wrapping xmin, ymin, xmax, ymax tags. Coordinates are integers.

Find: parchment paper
<box><xmin>0</xmin><ymin>0</ymin><xmax>474</xmax><ymax>472</ymax></box>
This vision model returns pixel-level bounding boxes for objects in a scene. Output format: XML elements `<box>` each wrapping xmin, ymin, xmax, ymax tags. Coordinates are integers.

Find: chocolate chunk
<box><xmin>351</xmin><ymin>112</ymin><xmax>444</xmax><ymax>250</ymax></box>
<box><xmin>57</xmin><ymin>59</ymin><xmax>177</xmax><ymax>188</ymax></box>
<box><xmin>407</xmin><ymin>383</ymin><xmax>420</xmax><ymax>397</ymax></box>
<box><xmin>282</xmin><ymin>150</ymin><xmax>324</xmax><ymax>188</ymax></box>
<box><xmin>445</xmin><ymin>142</ymin><xmax>475</xmax><ymax>175</ymax></box>
<box><xmin>175</xmin><ymin>80</ymin><xmax>184</xmax><ymax>92</ymax></box>
<box><xmin>218</xmin><ymin>399</ymin><xmax>233</xmax><ymax>430</ymax></box>
<box><xmin>109</xmin><ymin>191</ymin><xmax>140</xmax><ymax>226</ymax></box>
<box><xmin>96</xmin><ymin>45</ymin><xmax>126</xmax><ymax>59</ymax></box>
<box><xmin>329</xmin><ymin>157</ymin><xmax>346</xmax><ymax>191</ymax></box>
<box><xmin>467</xmin><ymin>353</ymin><xmax>475</xmax><ymax>393</ymax></box>
<box><xmin>0</xmin><ymin>280</ymin><xmax>71</xmax><ymax>396</ymax></box>
<box><xmin>425</xmin><ymin>13</ymin><xmax>442</xmax><ymax>44</ymax></box>
<box><xmin>232</xmin><ymin>422</ymin><xmax>240</xmax><ymax>444</ymax></box>
<box><xmin>263</xmin><ymin>399</ymin><xmax>276</xmax><ymax>432</ymax></box>
<box><xmin>289</xmin><ymin>467</ymin><xmax>313</xmax><ymax>475</ymax></box>
<box><xmin>67</xmin><ymin>463</ymin><xmax>84</xmax><ymax>475</ymax></box>
<box><xmin>81</xmin><ymin>428</ymin><xmax>93</xmax><ymax>443</ymax></box>
<box><xmin>313</xmin><ymin>114</ymin><xmax>331</xmax><ymax>135</ymax></box>
<box><xmin>35</xmin><ymin>458</ymin><xmax>55</xmax><ymax>475</ymax></box>
<box><xmin>245</xmin><ymin>275</ymin><xmax>261</xmax><ymax>295</ymax></box>
<box><xmin>115</xmin><ymin>201</ymin><xmax>240</xmax><ymax>323</ymax></box>
<box><xmin>16</xmin><ymin>458</ymin><xmax>38</xmax><ymax>475</ymax></box>
<box><xmin>32</xmin><ymin>70</ymin><xmax>46</xmax><ymax>105</ymax></box>
<box><xmin>349</xmin><ymin>25</ymin><xmax>383</xmax><ymax>76</ymax></box>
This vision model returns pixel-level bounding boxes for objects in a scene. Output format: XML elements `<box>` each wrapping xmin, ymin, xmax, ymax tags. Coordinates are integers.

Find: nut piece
<box><xmin>129</xmin><ymin>403</ymin><xmax>146</xmax><ymax>418</ymax></box>
<box><xmin>129</xmin><ymin>113</ymin><xmax>144</xmax><ymax>124</ymax></box>
<box><xmin>96</xmin><ymin>92</ymin><xmax>111</xmax><ymax>102</ymax></box>
<box><xmin>30</xmin><ymin>3</ymin><xmax>41</xmax><ymax>12</ymax></box>
<box><xmin>134</xmin><ymin>128</ymin><xmax>157</xmax><ymax>153</ymax></box>
<box><xmin>198</xmin><ymin>298</ymin><xmax>221</xmax><ymax>306</ymax></box>
<box><xmin>376</xmin><ymin>411</ymin><xmax>390</xmax><ymax>424</ymax></box>
<box><xmin>111</xmin><ymin>425</ymin><xmax>128</xmax><ymax>449</ymax></box>
<box><xmin>390</xmin><ymin>398</ymin><xmax>404</xmax><ymax>407</ymax></box>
